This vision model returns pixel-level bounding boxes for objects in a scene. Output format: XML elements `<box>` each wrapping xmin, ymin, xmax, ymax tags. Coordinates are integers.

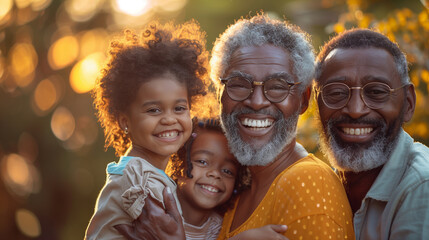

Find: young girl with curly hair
<box><xmin>85</xmin><ymin>20</ymin><xmax>208</xmax><ymax>239</ymax></box>
<box><xmin>168</xmin><ymin>117</ymin><xmax>250</xmax><ymax>240</ymax></box>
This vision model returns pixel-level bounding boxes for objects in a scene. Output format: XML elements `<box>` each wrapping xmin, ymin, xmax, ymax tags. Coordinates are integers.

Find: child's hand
<box><xmin>115</xmin><ymin>187</ymin><xmax>185</xmax><ymax>240</ymax></box>
<box><xmin>229</xmin><ymin>224</ymin><xmax>288</xmax><ymax>240</ymax></box>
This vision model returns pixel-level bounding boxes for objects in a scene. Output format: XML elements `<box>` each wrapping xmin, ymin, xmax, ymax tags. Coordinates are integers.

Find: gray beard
<box><xmin>317</xmin><ymin>115</ymin><xmax>399</xmax><ymax>173</ymax></box>
<box><xmin>221</xmin><ymin>107</ymin><xmax>299</xmax><ymax>166</ymax></box>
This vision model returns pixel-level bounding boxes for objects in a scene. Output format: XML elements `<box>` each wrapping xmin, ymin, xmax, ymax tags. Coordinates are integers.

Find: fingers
<box><xmin>114</xmin><ymin>224</ymin><xmax>136</xmax><ymax>240</ymax></box>
<box><xmin>162</xmin><ymin>187</ymin><xmax>182</xmax><ymax>224</ymax></box>
<box><xmin>269</xmin><ymin>224</ymin><xmax>288</xmax><ymax>233</ymax></box>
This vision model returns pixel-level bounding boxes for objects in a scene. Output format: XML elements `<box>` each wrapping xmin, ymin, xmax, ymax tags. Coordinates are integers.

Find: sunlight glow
<box><xmin>69</xmin><ymin>52</ymin><xmax>105</xmax><ymax>94</ymax></box>
<box><xmin>51</xmin><ymin>106</ymin><xmax>75</xmax><ymax>141</ymax></box>
<box><xmin>48</xmin><ymin>35</ymin><xmax>79</xmax><ymax>70</ymax></box>
<box><xmin>156</xmin><ymin>0</ymin><xmax>187</xmax><ymax>12</ymax></box>
<box><xmin>15</xmin><ymin>209</ymin><xmax>41</xmax><ymax>238</ymax></box>
<box><xmin>0</xmin><ymin>153</ymin><xmax>39</xmax><ymax>197</ymax></box>
<box><xmin>0</xmin><ymin>0</ymin><xmax>13</xmax><ymax>21</ymax></box>
<box><xmin>33</xmin><ymin>78</ymin><xmax>58</xmax><ymax>114</ymax></box>
<box><xmin>64</xmin><ymin>0</ymin><xmax>103</xmax><ymax>22</ymax></box>
<box><xmin>8</xmin><ymin>42</ymin><xmax>38</xmax><ymax>87</ymax></box>
<box><xmin>114</xmin><ymin>0</ymin><xmax>150</xmax><ymax>16</ymax></box>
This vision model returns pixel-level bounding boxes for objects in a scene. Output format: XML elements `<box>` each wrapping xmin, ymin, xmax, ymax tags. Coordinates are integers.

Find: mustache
<box><xmin>229</xmin><ymin>106</ymin><xmax>282</xmax><ymax>120</ymax></box>
<box><xmin>329</xmin><ymin>115</ymin><xmax>383</xmax><ymax>127</ymax></box>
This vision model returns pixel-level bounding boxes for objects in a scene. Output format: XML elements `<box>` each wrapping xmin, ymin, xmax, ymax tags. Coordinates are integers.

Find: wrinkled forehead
<box><xmin>319</xmin><ymin>47</ymin><xmax>400</xmax><ymax>86</ymax></box>
<box><xmin>226</xmin><ymin>45</ymin><xmax>293</xmax><ymax>80</ymax></box>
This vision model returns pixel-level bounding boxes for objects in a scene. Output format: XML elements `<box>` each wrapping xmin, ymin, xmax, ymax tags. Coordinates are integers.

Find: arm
<box><xmin>115</xmin><ymin>187</ymin><xmax>185</xmax><ymax>240</ymax></box>
<box><xmin>229</xmin><ymin>225</ymin><xmax>289</xmax><ymax>240</ymax></box>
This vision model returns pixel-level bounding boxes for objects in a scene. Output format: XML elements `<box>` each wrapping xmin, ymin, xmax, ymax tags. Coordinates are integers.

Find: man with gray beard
<box><xmin>212</xmin><ymin>13</ymin><xmax>354</xmax><ymax>239</ymax></box>
<box><xmin>314</xmin><ymin>28</ymin><xmax>429</xmax><ymax>239</ymax></box>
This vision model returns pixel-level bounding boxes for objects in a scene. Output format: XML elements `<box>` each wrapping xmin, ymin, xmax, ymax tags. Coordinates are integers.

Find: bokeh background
<box><xmin>1</xmin><ymin>0</ymin><xmax>428</xmax><ymax>239</ymax></box>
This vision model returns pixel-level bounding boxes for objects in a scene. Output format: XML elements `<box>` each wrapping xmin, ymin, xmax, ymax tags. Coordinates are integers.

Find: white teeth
<box><xmin>241</xmin><ymin>118</ymin><xmax>272</xmax><ymax>128</ymax></box>
<box><xmin>201</xmin><ymin>185</ymin><xmax>219</xmax><ymax>193</ymax></box>
<box><xmin>343</xmin><ymin>128</ymin><xmax>373</xmax><ymax>135</ymax></box>
<box><xmin>158</xmin><ymin>131</ymin><xmax>178</xmax><ymax>138</ymax></box>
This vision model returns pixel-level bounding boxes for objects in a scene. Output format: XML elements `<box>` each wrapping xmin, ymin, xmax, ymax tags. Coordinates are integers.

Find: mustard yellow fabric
<box><xmin>217</xmin><ymin>154</ymin><xmax>355</xmax><ymax>240</ymax></box>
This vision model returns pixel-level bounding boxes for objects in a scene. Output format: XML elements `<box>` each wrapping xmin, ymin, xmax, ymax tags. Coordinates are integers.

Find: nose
<box><xmin>207</xmin><ymin>168</ymin><xmax>221</xmax><ymax>179</ymax></box>
<box><xmin>243</xmin><ymin>85</ymin><xmax>270</xmax><ymax>110</ymax></box>
<box><xmin>160</xmin><ymin>113</ymin><xmax>178</xmax><ymax>125</ymax></box>
<box><xmin>342</xmin><ymin>89</ymin><xmax>371</xmax><ymax>119</ymax></box>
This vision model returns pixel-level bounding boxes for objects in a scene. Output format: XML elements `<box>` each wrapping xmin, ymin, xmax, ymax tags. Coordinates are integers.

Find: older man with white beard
<box><xmin>211</xmin><ymin>14</ymin><xmax>355</xmax><ymax>240</ymax></box>
<box><xmin>314</xmin><ymin>28</ymin><xmax>429</xmax><ymax>240</ymax></box>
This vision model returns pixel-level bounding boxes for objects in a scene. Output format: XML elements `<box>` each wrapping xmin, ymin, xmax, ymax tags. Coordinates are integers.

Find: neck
<box><xmin>125</xmin><ymin>145</ymin><xmax>170</xmax><ymax>170</ymax></box>
<box><xmin>177</xmin><ymin>189</ymin><xmax>212</xmax><ymax>226</ymax></box>
<box><xmin>341</xmin><ymin>165</ymin><xmax>383</xmax><ymax>214</ymax></box>
<box><xmin>249</xmin><ymin>140</ymin><xmax>307</xmax><ymax>188</ymax></box>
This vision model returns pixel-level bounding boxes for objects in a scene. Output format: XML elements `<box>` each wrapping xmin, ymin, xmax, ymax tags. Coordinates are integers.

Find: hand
<box><xmin>115</xmin><ymin>187</ymin><xmax>185</xmax><ymax>240</ymax></box>
<box><xmin>230</xmin><ymin>224</ymin><xmax>288</xmax><ymax>240</ymax></box>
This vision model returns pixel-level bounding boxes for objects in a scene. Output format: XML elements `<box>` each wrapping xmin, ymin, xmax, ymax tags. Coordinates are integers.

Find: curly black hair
<box><xmin>92</xmin><ymin>20</ymin><xmax>208</xmax><ymax>156</ymax></box>
<box><xmin>168</xmin><ymin>117</ymin><xmax>251</xmax><ymax>213</ymax></box>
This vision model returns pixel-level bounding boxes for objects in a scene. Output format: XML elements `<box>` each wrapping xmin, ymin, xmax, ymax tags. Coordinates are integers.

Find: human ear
<box><xmin>299</xmin><ymin>87</ymin><xmax>311</xmax><ymax>115</ymax></box>
<box><xmin>403</xmin><ymin>83</ymin><xmax>416</xmax><ymax>122</ymax></box>
<box><xmin>118</xmin><ymin>113</ymin><xmax>129</xmax><ymax>132</ymax></box>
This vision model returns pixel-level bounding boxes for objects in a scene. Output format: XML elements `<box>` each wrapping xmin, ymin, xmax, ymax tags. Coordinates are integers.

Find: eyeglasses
<box><xmin>317</xmin><ymin>82</ymin><xmax>409</xmax><ymax>110</ymax></box>
<box><xmin>220</xmin><ymin>76</ymin><xmax>301</xmax><ymax>103</ymax></box>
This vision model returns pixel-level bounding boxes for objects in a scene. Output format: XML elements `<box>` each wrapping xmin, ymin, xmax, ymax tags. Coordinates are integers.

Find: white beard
<box><xmin>221</xmin><ymin>107</ymin><xmax>299</xmax><ymax>166</ymax></box>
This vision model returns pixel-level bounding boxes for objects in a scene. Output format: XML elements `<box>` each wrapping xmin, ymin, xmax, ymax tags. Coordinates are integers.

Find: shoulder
<box><xmin>275</xmin><ymin>154</ymin><xmax>341</xmax><ymax>188</ymax></box>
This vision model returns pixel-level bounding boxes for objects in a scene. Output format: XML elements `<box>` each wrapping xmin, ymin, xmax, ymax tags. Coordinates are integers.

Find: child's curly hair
<box><xmin>168</xmin><ymin>117</ymin><xmax>251</xmax><ymax>213</ymax></box>
<box><xmin>92</xmin><ymin>20</ymin><xmax>208</xmax><ymax>156</ymax></box>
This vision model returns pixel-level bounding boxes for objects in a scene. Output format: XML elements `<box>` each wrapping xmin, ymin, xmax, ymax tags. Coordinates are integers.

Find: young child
<box><xmin>167</xmin><ymin>118</ymin><xmax>287</xmax><ymax>240</ymax></box>
<box><xmin>168</xmin><ymin>118</ymin><xmax>250</xmax><ymax>240</ymax></box>
<box><xmin>85</xmin><ymin>20</ymin><xmax>208</xmax><ymax>240</ymax></box>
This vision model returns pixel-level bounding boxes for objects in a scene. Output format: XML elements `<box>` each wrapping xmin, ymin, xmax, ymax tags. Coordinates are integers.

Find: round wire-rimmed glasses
<box><xmin>317</xmin><ymin>82</ymin><xmax>409</xmax><ymax>110</ymax></box>
<box><xmin>220</xmin><ymin>76</ymin><xmax>301</xmax><ymax>103</ymax></box>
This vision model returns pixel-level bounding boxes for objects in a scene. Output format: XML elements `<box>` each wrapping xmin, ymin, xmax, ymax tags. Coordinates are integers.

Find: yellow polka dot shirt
<box><xmin>217</xmin><ymin>154</ymin><xmax>355</xmax><ymax>240</ymax></box>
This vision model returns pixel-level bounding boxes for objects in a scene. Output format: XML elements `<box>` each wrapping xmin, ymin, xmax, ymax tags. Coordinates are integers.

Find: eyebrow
<box><xmin>226</xmin><ymin>71</ymin><xmax>294</xmax><ymax>82</ymax></box>
<box><xmin>141</xmin><ymin>99</ymin><xmax>188</xmax><ymax>108</ymax></box>
<box><xmin>191</xmin><ymin>149</ymin><xmax>214</xmax><ymax>157</ymax></box>
<box><xmin>362</xmin><ymin>75</ymin><xmax>391</xmax><ymax>85</ymax></box>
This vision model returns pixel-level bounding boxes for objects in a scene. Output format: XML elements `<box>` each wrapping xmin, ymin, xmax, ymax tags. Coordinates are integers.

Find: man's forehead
<box><xmin>226</xmin><ymin>45</ymin><xmax>293</xmax><ymax>78</ymax></box>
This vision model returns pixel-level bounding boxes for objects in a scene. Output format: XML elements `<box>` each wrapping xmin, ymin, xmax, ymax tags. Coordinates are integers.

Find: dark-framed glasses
<box><xmin>220</xmin><ymin>76</ymin><xmax>301</xmax><ymax>103</ymax></box>
<box><xmin>317</xmin><ymin>82</ymin><xmax>409</xmax><ymax>110</ymax></box>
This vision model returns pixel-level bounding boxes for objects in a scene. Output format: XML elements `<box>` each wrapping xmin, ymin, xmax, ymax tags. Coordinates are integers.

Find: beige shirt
<box><xmin>85</xmin><ymin>156</ymin><xmax>182</xmax><ymax>240</ymax></box>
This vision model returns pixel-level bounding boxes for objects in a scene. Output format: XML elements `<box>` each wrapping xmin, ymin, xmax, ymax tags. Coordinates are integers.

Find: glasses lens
<box><xmin>362</xmin><ymin>82</ymin><xmax>391</xmax><ymax>108</ymax></box>
<box><xmin>226</xmin><ymin>77</ymin><xmax>252</xmax><ymax>101</ymax></box>
<box><xmin>322</xmin><ymin>83</ymin><xmax>349</xmax><ymax>108</ymax></box>
<box><xmin>264</xmin><ymin>78</ymin><xmax>290</xmax><ymax>102</ymax></box>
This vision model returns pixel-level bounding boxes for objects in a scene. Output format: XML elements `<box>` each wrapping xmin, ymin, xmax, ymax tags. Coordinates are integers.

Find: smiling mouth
<box><xmin>342</xmin><ymin>127</ymin><xmax>374</xmax><ymax>136</ymax></box>
<box><xmin>241</xmin><ymin>118</ymin><xmax>273</xmax><ymax>130</ymax></box>
<box><xmin>200</xmin><ymin>184</ymin><xmax>220</xmax><ymax>193</ymax></box>
<box><xmin>156</xmin><ymin>130</ymin><xmax>179</xmax><ymax>138</ymax></box>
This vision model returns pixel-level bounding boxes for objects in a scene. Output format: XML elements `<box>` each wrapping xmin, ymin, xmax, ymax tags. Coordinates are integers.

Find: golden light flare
<box><xmin>63</xmin><ymin>116</ymin><xmax>99</xmax><ymax>151</ymax></box>
<box><xmin>0</xmin><ymin>0</ymin><xmax>13</xmax><ymax>22</ymax></box>
<box><xmin>32</xmin><ymin>78</ymin><xmax>58</xmax><ymax>115</ymax></box>
<box><xmin>48</xmin><ymin>35</ymin><xmax>79</xmax><ymax>70</ymax></box>
<box><xmin>78</xmin><ymin>29</ymin><xmax>109</xmax><ymax>59</ymax></box>
<box><xmin>8</xmin><ymin>42</ymin><xmax>38</xmax><ymax>87</ymax></box>
<box><xmin>155</xmin><ymin>0</ymin><xmax>187</xmax><ymax>12</ymax></box>
<box><xmin>1</xmin><ymin>153</ymin><xmax>40</xmax><ymax>197</ymax></box>
<box><xmin>15</xmin><ymin>209</ymin><xmax>41</xmax><ymax>238</ymax></box>
<box><xmin>69</xmin><ymin>52</ymin><xmax>105</xmax><ymax>94</ymax></box>
<box><xmin>0</xmin><ymin>56</ymin><xmax>5</xmax><ymax>83</ymax></box>
<box><xmin>51</xmin><ymin>106</ymin><xmax>75</xmax><ymax>141</ymax></box>
<box><xmin>64</xmin><ymin>0</ymin><xmax>104</xmax><ymax>22</ymax></box>
<box><xmin>31</xmin><ymin>0</ymin><xmax>52</xmax><ymax>11</ymax></box>
<box><xmin>113</xmin><ymin>0</ymin><xmax>150</xmax><ymax>16</ymax></box>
